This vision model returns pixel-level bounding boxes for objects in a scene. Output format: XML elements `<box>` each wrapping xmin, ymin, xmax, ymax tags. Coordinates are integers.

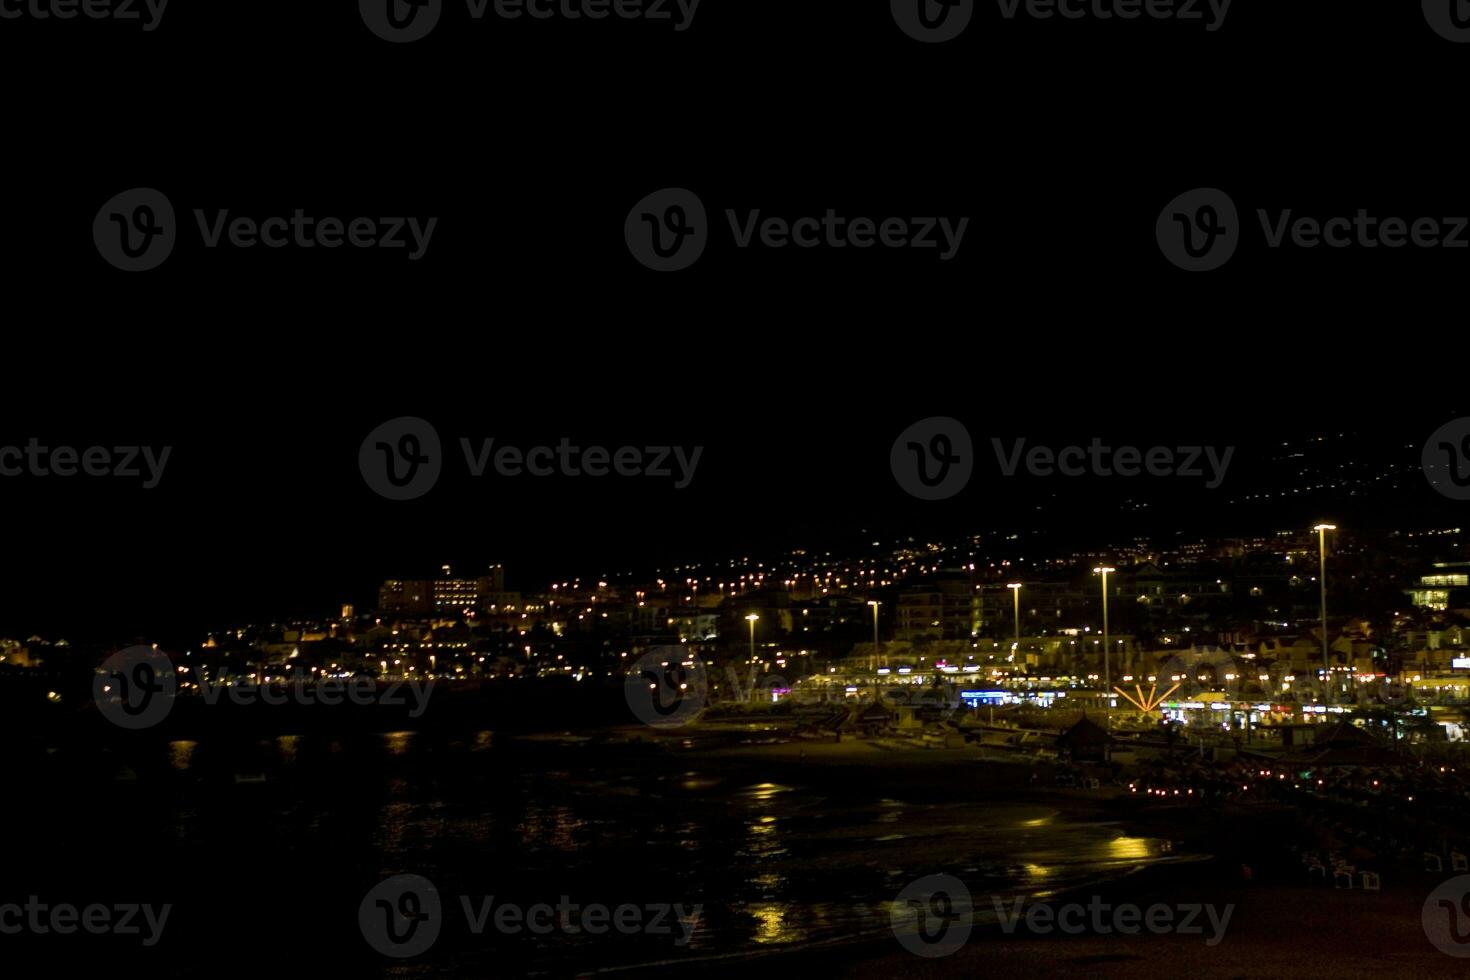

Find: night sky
<box><xmin>0</xmin><ymin>390</ymin><xmax>1461</xmax><ymax>644</ymax></box>
<box><xmin>1</xmin><ymin>0</ymin><xmax>1462</xmax><ymax>642</ymax></box>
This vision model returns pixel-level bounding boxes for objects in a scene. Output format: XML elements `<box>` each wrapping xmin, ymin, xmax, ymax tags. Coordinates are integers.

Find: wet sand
<box><xmin>840</xmin><ymin>876</ymin><xmax>1461</xmax><ymax>980</ymax></box>
<box><xmin>621</xmin><ymin>731</ymin><xmax>1468</xmax><ymax>978</ymax></box>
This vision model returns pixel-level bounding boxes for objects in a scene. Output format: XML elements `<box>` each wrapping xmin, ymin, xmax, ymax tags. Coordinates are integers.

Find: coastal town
<box><xmin>5</xmin><ymin>517</ymin><xmax>1470</xmax><ymax>962</ymax></box>
<box><xmin>8</xmin><ymin>520</ymin><xmax>1466</xmax><ymax>729</ymax></box>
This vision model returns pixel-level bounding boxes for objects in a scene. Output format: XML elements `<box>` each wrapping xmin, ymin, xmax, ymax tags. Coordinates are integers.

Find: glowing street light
<box><xmin>1314</xmin><ymin>523</ymin><xmax>1336</xmax><ymax>694</ymax></box>
<box><xmin>999</xmin><ymin>581</ymin><xmax>1023</xmax><ymax>652</ymax></box>
<box><xmin>867</xmin><ymin>600</ymin><xmax>881</xmax><ymax>669</ymax></box>
<box><xmin>745</xmin><ymin>613</ymin><xmax>759</xmax><ymax>665</ymax></box>
<box><xmin>1094</xmin><ymin>567</ymin><xmax>1116</xmax><ymax>728</ymax></box>
<box><xmin>1005</xmin><ymin>581</ymin><xmax>1029</xmax><ymax>652</ymax></box>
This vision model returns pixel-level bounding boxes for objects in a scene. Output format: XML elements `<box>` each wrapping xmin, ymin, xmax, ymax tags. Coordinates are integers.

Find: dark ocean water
<box><xmin>10</xmin><ymin>728</ymin><xmax>1180</xmax><ymax>977</ymax></box>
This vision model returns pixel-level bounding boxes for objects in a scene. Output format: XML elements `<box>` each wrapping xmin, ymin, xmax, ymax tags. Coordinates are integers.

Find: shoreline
<box><xmin>590</xmin><ymin>729</ymin><xmax>1464</xmax><ymax>979</ymax></box>
<box><xmin>611</xmin><ymin>847</ymin><xmax>1460</xmax><ymax>980</ymax></box>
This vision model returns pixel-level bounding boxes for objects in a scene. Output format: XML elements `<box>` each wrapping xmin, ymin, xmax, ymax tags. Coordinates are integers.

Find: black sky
<box><xmin>2</xmin><ymin>0</ymin><xmax>1466</xmax><ymax>642</ymax></box>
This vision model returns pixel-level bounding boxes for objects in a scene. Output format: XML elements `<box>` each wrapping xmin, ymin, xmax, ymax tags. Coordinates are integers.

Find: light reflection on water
<box><xmin>374</xmin><ymin>799</ymin><xmax>422</xmax><ymax>859</ymax></box>
<box><xmin>124</xmin><ymin>734</ymin><xmax>1182</xmax><ymax>972</ymax></box>
<box><xmin>680</xmin><ymin>773</ymin><xmax>720</xmax><ymax>791</ymax></box>
<box><xmin>741</xmin><ymin>813</ymin><xmax>785</xmax><ymax>860</ymax></box>
<box><xmin>747</xmin><ymin>901</ymin><xmax>807</xmax><ymax>944</ymax></box>
<box><xmin>738</xmin><ymin>782</ymin><xmax>791</xmax><ymax>802</ymax></box>
<box><xmin>517</xmin><ymin>804</ymin><xmax>589</xmax><ymax>853</ymax></box>
<box><xmin>384</xmin><ymin>731</ymin><xmax>414</xmax><ymax>755</ymax></box>
<box><xmin>1108</xmin><ymin>835</ymin><xmax>1154</xmax><ymax>860</ymax></box>
<box><xmin>168</xmin><ymin>740</ymin><xmax>196</xmax><ymax>770</ymax></box>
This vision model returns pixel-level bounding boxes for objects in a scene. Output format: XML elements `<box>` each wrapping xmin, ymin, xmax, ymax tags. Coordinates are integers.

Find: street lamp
<box><xmin>867</xmin><ymin>601</ymin><xmax>881</xmax><ymax>670</ymax></box>
<box><xmin>1314</xmin><ymin>524</ymin><xmax>1336</xmax><ymax>696</ymax></box>
<box><xmin>1094</xmin><ymin>567</ymin><xmax>1116</xmax><ymax>728</ymax></box>
<box><xmin>744</xmin><ymin>614</ymin><xmax>760</xmax><ymax>700</ymax></box>
<box><xmin>1007</xmin><ymin>583</ymin><xmax>1023</xmax><ymax>647</ymax></box>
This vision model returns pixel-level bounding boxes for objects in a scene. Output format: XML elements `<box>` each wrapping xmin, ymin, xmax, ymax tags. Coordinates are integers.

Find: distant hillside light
<box><xmin>1314</xmin><ymin>523</ymin><xmax>1338</xmax><ymax>690</ymax></box>
<box><xmin>744</xmin><ymin>613</ymin><xmax>759</xmax><ymax>669</ymax></box>
<box><xmin>1093</xmin><ymin>567</ymin><xmax>1117</xmax><ymax>729</ymax></box>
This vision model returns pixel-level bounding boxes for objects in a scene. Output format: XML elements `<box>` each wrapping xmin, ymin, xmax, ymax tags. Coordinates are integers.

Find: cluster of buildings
<box><xmin>5</xmin><ymin>525</ymin><xmax>1470</xmax><ymax>713</ymax></box>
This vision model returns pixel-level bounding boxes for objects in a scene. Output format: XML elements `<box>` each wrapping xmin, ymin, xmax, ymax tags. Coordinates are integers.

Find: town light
<box><xmin>743</xmin><ymin>613</ymin><xmax>760</xmax><ymax>676</ymax></box>
<box><xmin>1093</xmin><ymin>567</ymin><xmax>1115</xmax><ymax>728</ymax></box>
<box><xmin>1314</xmin><ymin>523</ymin><xmax>1336</xmax><ymax>696</ymax></box>
<box><xmin>867</xmin><ymin>600</ymin><xmax>882</xmax><ymax>668</ymax></box>
<box><xmin>1007</xmin><ymin>583</ymin><xmax>1023</xmax><ymax>648</ymax></box>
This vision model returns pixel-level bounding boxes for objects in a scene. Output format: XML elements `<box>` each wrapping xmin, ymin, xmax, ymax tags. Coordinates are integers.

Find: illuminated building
<box><xmin>433</xmin><ymin>565</ymin><xmax>480</xmax><ymax>613</ymax></box>
<box><xmin>896</xmin><ymin>578</ymin><xmax>981</xmax><ymax>641</ymax></box>
<box><xmin>1405</xmin><ymin>562</ymin><xmax>1470</xmax><ymax>612</ymax></box>
<box><xmin>379</xmin><ymin>564</ymin><xmax>514</xmax><ymax>617</ymax></box>
<box><xmin>378</xmin><ymin>579</ymin><xmax>433</xmax><ymax>615</ymax></box>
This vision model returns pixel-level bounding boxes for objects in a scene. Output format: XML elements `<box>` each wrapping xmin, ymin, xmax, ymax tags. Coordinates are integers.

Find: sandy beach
<box><xmin>613</xmin><ymin>729</ymin><xmax>1470</xmax><ymax>979</ymax></box>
